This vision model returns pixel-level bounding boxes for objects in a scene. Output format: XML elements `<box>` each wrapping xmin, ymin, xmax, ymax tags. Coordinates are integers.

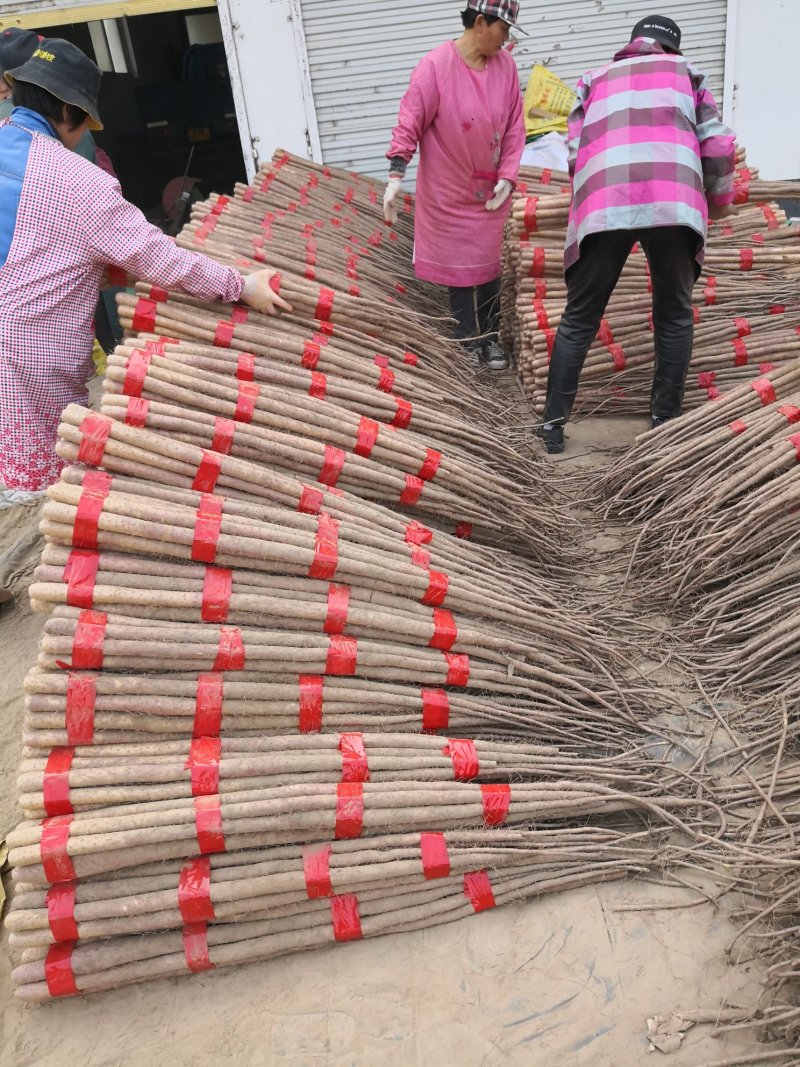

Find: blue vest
<box><xmin>0</xmin><ymin>107</ymin><xmax>59</xmax><ymax>268</ymax></box>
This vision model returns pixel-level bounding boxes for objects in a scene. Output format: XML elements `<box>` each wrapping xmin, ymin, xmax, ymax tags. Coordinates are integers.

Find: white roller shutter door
<box><xmin>299</xmin><ymin>0</ymin><xmax>727</xmax><ymax>181</ymax></box>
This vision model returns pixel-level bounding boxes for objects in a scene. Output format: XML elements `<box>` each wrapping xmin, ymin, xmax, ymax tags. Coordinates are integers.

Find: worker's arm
<box><xmin>386</xmin><ymin>56</ymin><xmax>441</xmax><ymax>177</ymax></box>
<box><xmin>497</xmin><ymin>60</ymin><xmax>526</xmax><ymax>185</ymax></box>
<box><xmin>566</xmin><ymin>78</ymin><xmax>588</xmax><ymax>182</ymax></box>
<box><xmin>690</xmin><ymin>67</ymin><xmax>736</xmax><ymax>210</ymax></box>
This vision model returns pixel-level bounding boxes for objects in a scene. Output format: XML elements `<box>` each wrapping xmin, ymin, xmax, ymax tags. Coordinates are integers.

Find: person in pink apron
<box><xmin>384</xmin><ymin>0</ymin><xmax>526</xmax><ymax>369</ymax></box>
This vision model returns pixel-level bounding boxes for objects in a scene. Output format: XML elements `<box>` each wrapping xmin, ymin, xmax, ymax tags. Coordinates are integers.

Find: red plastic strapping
<box><xmin>392</xmin><ymin>397</ymin><xmax>413</xmax><ymax>429</ymax></box>
<box><xmin>76</xmin><ymin>414</ymin><xmax>112</xmax><ymax>466</ymax></box>
<box><xmin>46</xmin><ymin>882</ymin><xmax>78</xmax><ymax>942</ymax></box>
<box><xmin>752</xmin><ymin>232</ymin><xmax>765</xmax><ymax>245</ymax></box>
<box><xmin>192</xmin><ymin>450</ymin><xmax>223</xmax><ymax>494</ymax></box>
<box><xmin>770</xmin><ymin>304</ymin><xmax>787</xmax><ymax>315</ymax></box>
<box><xmin>779</xmin><ymin>405</ymin><xmax>800</xmax><ymax>424</ymax></box>
<box><xmin>65</xmin><ymin>675</ymin><xmax>96</xmax><ymax>745</ymax></box>
<box><xmin>194</xmin><ymin>674</ymin><xmax>224</xmax><ymax>738</ymax></box>
<box><xmin>201</xmin><ymin>567</ymin><xmax>232</xmax><ymax>624</ymax></box>
<box><xmin>214</xmin><ymin>627</ymin><xmax>245</xmax><ymax>672</ymax></box>
<box><xmin>194</xmin><ymin>794</ymin><xmax>226</xmax><ymax>854</ymax></box>
<box><xmin>597</xmin><ymin>319</ymin><xmax>614</xmax><ymax>346</ymax></box>
<box><xmin>243</xmin><ymin>186</ymin><xmax>254</xmax><ymax>203</ymax></box>
<box><xmin>125</xmin><ymin>396</ymin><xmax>150</xmax><ymax>428</ymax></box>
<box><xmin>422</xmin><ymin>689</ymin><xmax>450</xmax><ymax>732</ymax></box>
<box><xmin>418</xmin><ymin>449</ymin><xmax>442</xmax><ymax>482</ymax></box>
<box><xmin>762</xmin><ymin>204</ymin><xmax>779</xmax><ymax>229</ymax></box>
<box><xmin>315</xmin><ymin>287</ymin><xmax>335</xmax><ymax>322</ymax></box>
<box><xmin>234</xmin><ymin>381</ymin><xmax>260</xmax><ymax>423</ymax></box>
<box><xmin>122</xmin><ymin>349</ymin><xmax>152</xmax><ymax>398</ymax></box>
<box><xmin>354</xmin><ymin>416</ymin><xmax>379</xmax><ymax>458</ymax></box>
<box><xmin>733</xmin><ymin>182</ymin><xmax>750</xmax><ymax>206</ymax></box>
<box><xmin>309</xmin><ymin>371</ymin><xmax>327</xmax><ymax>400</ymax></box>
<box><xmin>445</xmin><ymin>653</ymin><xmax>470</xmax><ymax>687</ymax></box>
<box><xmin>131</xmin><ymin>297</ymin><xmax>157</xmax><ymax>332</ymax></box>
<box><xmin>533</xmin><ymin>299</ymin><xmax>549</xmax><ymax>331</ymax></box>
<box><xmin>144</xmin><ymin>337</ymin><xmax>177</xmax><ymax>355</ymax></box>
<box><xmin>319</xmin><ymin>445</ymin><xmax>346</xmax><ymax>488</ymax></box>
<box><xmin>64</xmin><ymin>549</ymin><xmax>100</xmax><ymax>609</ymax></box>
<box><xmin>760</xmin><ymin>362</ymin><xmax>776</xmax><ymax>374</ymax></box>
<box><xmin>540</xmin><ymin>168</ymin><xmax>552</xmax><ymax>185</ymax></box>
<box><xmin>373</xmin><ymin>354</ymin><xmax>389</xmax><ymax>369</ymax></box>
<box><xmin>214</xmin><ymin>320</ymin><xmax>235</xmax><ymax>349</ymax></box>
<box><xmin>697</xmin><ymin>371</ymin><xmax>717</xmax><ymax>388</ymax></box>
<box><xmin>751</xmin><ymin>377</ymin><xmax>776</xmax><ymax>406</ymax></box>
<box><xmin>420</xmin><ymin>832</ymin><xmax>451</xmax><ymax>879</ymax></box>
<box><xmin>210</xmin><ymin>417</ymin><xmax>235</xmax><ymax>457</ymax></box>
<box><xmin>531</xmin><ymin>247</ymin><xmax>546</xmax><ymax>278</ymax></box>
<box><xmin>444</xmin><ymin>738</ymin><xmax>479</xmax><ymax>781</ymax></box>
<box><xmin>339</xmin><ymin>732</ymin><xmax>369</xmax><ymax>783</ymax></box>
<box><xmin>72</xmin><ymin>470</ymin><xmax>111</xmax><ymax>549</ymax></box>
<box><xmin>377</xmin><ymin>367</ymin><xmax>395</xmax><ymax>393</ymax></box>
<box><xmin>44</xmin><ymin>747</ymin><xmax>75</xmax><ymax>817</ymax></box>
<box><xmin>422</xmin><ymin>570</ymin><xmax>449</xmax><ymax>608</ymax></box>
<box><xmin>326</xmin><ymin>635</ymin><xmax>358</xmax><ymax>676</ymax></box>
<box><xmin>303</xmin><ymin>843</ymin><xmax>333</xmax><ymax>898</ymax></box>
<box><xmin>534</xmin><ymin>278</ymin><xmax>548</xmax><ymax>300</ymax></box>
<box><xmin>191</xmin><ymin>494</ymin><xmax>224</xmax><ymax>565</ymax></box>
<box><xmin>708</xmin><ymin>386</ymin><xmax>722</xmax><ymax>401</ymax></box>
<box><xmin>72</xmin><ymin>610</ymin><xmax>107</xmax><ymax>670</ymax></box>
<box><xmin>523</xmin><ymin>197</ymin><xmax>538</xmax><ymax>234</ymax></box>
<box><xmin>740</xmin><ymin>249</ymin><xmax>754</xmax><ymax>271</ymax></box>
<box><xmin>335</xmin><ymin>783</ymin><xmax>364</xmax><ymax>839</ymax></box>
<box><xmin>482</xmin><ymin>783</ymin><xmax>511</xmax><ymax>826</ymax></box>
<box><xmin>183</xmin><ymin>922</ymin><xmax>214</xmax><ymax>973</ymax></box>
<box><xmin>324</xmin><ymin>585</ymin><xmax>350</xmax><ymax>636</ymax></box>
<box><xmin>309</xmin><ymin>512</ymin><xmax>340</xmax><ymax>581</ymax></box>
<box><xmin>693</xmin><ymin>307</ymin><xmax>701</xmax><ymax>325</ymax></box>
<box><xmin>405</xmin><ymin>520</ymin><xmax>433</xmax><ymax>546</ymax></box>
<box><xmin>704</xmin><ymin>286</ymin><xmax>717</xmax><ymax>306</ymax></box>
<box><xmin>178</xmin><ymin>856</ymin><xmax>215</xmax><ymax>924</ymax></box>
<box><xmin>411</xmin><ymin>547</ymin><xmax>431</xmax><ymax>568</ymax></box>
<box><xmin>187</xmin><ymin>736</ymin><xmax>222</xmax><ymax>797</ymax></box>
<box><xmin>464</xmin><ymin>869</ymin><xmax>496</xmax><ymax>913</ymax></box>
<box><xmin>455</xmin><ymin>523</ymin><xmax>473</xmax><ymax>540</ymax></box>
<box><xmin>543</xmin><ymin>328</ymin><xmax>556</xmax><ymax>359</ymax></box>
<box><xmin>729</xmin><ymin>419</ymin><xmax>748</xmax><ymax>435</ymax></box>
<box><xmin>298</xmin><ymin>485</ymin><xmax>325</xmax><ymax>515</ymax></box>
<box><xmin>404</xmin><ymin>351</ymin><xmax>419</xmax><ymax>366</ymax></box>
<box><xmin>331</xmin><ymin>893</ymin><xmax>363</xmax><ymax>941</ymax></box>
<box><xmin>301</xmin><ymin>340</ymin><xmax>321</xmax><ymax>370</ymax></box>
<box><xmin>732</xmin><ymin>338</ymin><xmax>749</xmax><ymax>366</ymax></box>
<box><xmin>45</xmin><ymin>942</ymin><xmax>79</xmax><ymax>998</ymax></box>
<box><xmin>41</xmin><ymin>815</ymin><xmax>77</xmax><ymax>884</ymax></box>
<box><xmin>298</xmin><ymin>675</ymin><xmax>324</xmax><ymax>733</ymax></box>
<box><xmin>608</xmin><ymin>344</ymin><xmax>626</xmax><ymax>371</ymax></box>
<box><xmin>318</xmin><ymin>320</ymin><xmax>335</xmax><ymax>337</ymax></box>
<box><xmin>400</xmin><ymin>474</ymin><xmax>424</xmax><ymax>507</ymax></box>
<box><xmin>236</xmin><ymin>353</ymin><xmax>255</xmax><ymax>382</ymax></box>
<box><xmin>429</xmin><ymin>608</ymin><xmax>458</xmax><ymax>651</ymax></box>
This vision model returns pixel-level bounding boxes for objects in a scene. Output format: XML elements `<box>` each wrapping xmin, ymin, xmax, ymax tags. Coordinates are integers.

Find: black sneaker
<box><xmin>536</xmin><ymin>423</ymin><xmax>565</xmax><ymax>454</ymax></box>
<box><xmin>650</xmin><ymin>416</ymin><xmax>670</xmax><ymax>429</ymax></box>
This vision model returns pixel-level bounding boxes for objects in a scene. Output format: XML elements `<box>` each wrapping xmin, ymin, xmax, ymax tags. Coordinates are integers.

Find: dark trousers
<box><xmin>543</xmin><ymin>226</ymin><xmax>698</xmax><ymax>424</ymax></box>
<box><xmin>448</xmin><ymin>278</ymin><xmax>501</xmax><ymax>343</ymax></box>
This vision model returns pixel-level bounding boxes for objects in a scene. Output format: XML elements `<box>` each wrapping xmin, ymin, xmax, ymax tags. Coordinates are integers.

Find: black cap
<box><xmin>5</xmin><ymin>37</ymin><xmax>103</xmax><ymax>130</ymax></box>
<box><xmin>0</xmin><ymin>28</ymin><xmax>39</xmax><ymax>74</ymax></box>
<box><xmin>631</xmin><ymin>15</ymin><xmax>682</xmax><ymax>52</ymax></box>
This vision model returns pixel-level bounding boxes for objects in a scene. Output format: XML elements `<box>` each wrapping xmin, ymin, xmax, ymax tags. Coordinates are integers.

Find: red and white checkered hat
<box><xmin>466</xmin><ymin>0</ymin><xmax>528</xmax><ymax>34</ymax></box>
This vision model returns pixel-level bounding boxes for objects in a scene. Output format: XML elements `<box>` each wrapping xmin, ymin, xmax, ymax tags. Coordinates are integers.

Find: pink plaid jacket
<box><xmin>0</xmin><ymin>120</ymin><xmax>243</xmax><ymax>491</ymax></box>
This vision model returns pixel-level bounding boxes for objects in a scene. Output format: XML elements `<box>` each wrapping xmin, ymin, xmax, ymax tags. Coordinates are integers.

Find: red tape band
<box><xmin>183</xmin><ymin>922</ymin><xmax>214</xmax><ymax>973</ymax></box>
<box><xmin>64</xmin><ymin>549</ymin><xmax>100</xmax><ymax>609</ymax></box>
<box><xmin>411</xmin><ymin>547</ymin><xmax>431</xmax><ymax>568</ymax></box>
<box><xmin>533</xmin><ymin>299</ymin><xmax>548</xmax><ymax>331</ymax></box>
<box><xmin>404</xmin><ymin>351</ymin><xmax>419</xmax><ymax>366</ymax></box>
<box><xmin>541</xmin><ymin>168</ymin><xmax>552</xmax><ymax>184</ymax></box>
<box><xmin>125</xmin><ymin>396</ymin><xmax>150</xmax><ymax>428</ymax></box>
<box><xmin>598</xmin><ymin>319</ymin><xmax>614</xmax><ymax>346</ymax></box>
<box><xmin>523</xmin><ymin>197</ymin><xmax>538</xmax><ymax>234</ymax></box>
<box><xmin>392</xmin><ymin>397</ymin><xmax>412</xmax><ymax>429</ymax></box>
<box><xmin>72</xmin><ymin>610</ymin><xmax>107</xmax><ymax>670</ymax></box>
<box><xmin>65</xmin><ymin>675</ymin><xmax>96</xmax><ymax>745</ymax></box>
<box><xmin>194</xmin><ymin>674</ymin><xmax>224</xmax><ymax>738</ymax></box>
<box><xmin>455</xmin><ymin>523</ymin><xmax>473</xmax><ymax>540</ymax></box>
<box><xmin>760</xmin><ymin>362</ymin><xmax>776</xmax><ymax>374</ymax></box>
<box><xmin>331</xmin><ymin>893</ymin><xmax>363</xmax><ymax>941</ymax></box>
<box><xmin>214</xmin><ymin>320</ymin><xmax>235</xmax><ymax>348</ymax></box>
<box><xmin>194</xmin><ymin>794</ymin><xmax>226</xmax><ymax>854</ymax></box>
<box><xmin>405</xmin><ymin>521</ymin><xmax>433</xmax><ymax>546</ymax></box>
<box><xmin>534</xmin><ymin>278</ymin><xmax>548</xmax><ymax>300</ymax></box>
<box><xmin>763</xmin><ymin>204</ymin><xmax>779</xmax><ymax>229</ymax></box>
<box><xmin>429</xmin><ymin>608</ymin><xmax>458</xmax><ymax>652</ymax></box>
<box><xmin>191</xmin><ymin>494</ymin><xmax>224</xmax><ymax>565</ymax></box>
<box><xmin>732</xmin><ymin>338</ymin><xmax>749</xmax><ymax>366</ymax></box>
<box><xmin>72</xmin><ymin>470</ymin><xmax>111</xmax><ymax>549</ymax></box>
<box><xmin>734</xmin><ymin>317</ymin><xmax>752</xmax><ymax>338</ymax></box>
<box><xmin>422</xmin><ymin>689</ymin><xmax>450</xmax><ymax>732</ymax></box>
<box><xmin>302</xmin><ymin>340</ymin><xmax>322</xmax><ymax>370</ymax></box>
<box><xmin>45</xmin><ymin>942</ymin><xmax>79</xmax><ymax>998</ymax></box>
<box><xmin>319</xmin><ymin>445</ymin><xmax>346</xmax><ymax>488</ymax></box>
<box><xmin>697</xmin><ymin>371</ymin><xmax>717</xmax><ymax>388</ymax></box>
<box><xmin>482</xmin><ymin>783</ymin><xmax>511</xmax><ymax>826</ymax></box>
<box><xmin>704</xmin><ymin>286</ymin><xmax>717</xmax><ymax>306</ymax></box>
<box><xmin>378</xmin><ymin>368</ymin><xmax>395</xmax><ymax>393</ymax></box>
<box><xmin>145</xmin><ymin>336</ymin><xmax>178</xmax><ymax>354</ymax></box>
<box><xmin>309</xmin><ymin>513</ymin><xmax>339</xmax><ymax>580</ymax></box>
<box><xmin>400</xmin><ymin>474</ymin><xmax>424</xmax><ymax>507</ymax></box>
<box><xmin>751</xmin><ymin>377</ymin><xmax>776</xmax><ymax>406</ymax></box>
<box><xmin>231</xmin><ymin>305</ymin><xmax>249</xmax><ymax>324</ymax></box>
<box><xmin>422</xmin><ymin>570</ymin><xmax>449</xmax><ymax>608</ymax></box>
<box><xmin>779</xmin><ymin>405</ymin><xmax>800</xmax><ymax>424</ymax></box>
<box><xmin>46</xmin><ymin>882</ymin><xmax>78</xmax><ymax>942</ymax></box>
<box><xmin>729</xmin><ymin>419</ymin><xmax>748</xmax><ymax>435</ymax></box>
<box><xmin>211</xmin><ymin>417</ymin><xmax>235</xmax><ymax>456</ymax></box>
<box><xmin>309</xmin><ymin>371</ymin><xmax>327</xmax><ymax>400</ymax></box>
<box><xmin>122</xmin><ymin>349</ymin><xmax>152</xmax><ymax>398</ymax></box>
<box><xmin>464</xmin><ymin>869</ymin><xmax>496</xmax><ymax>913</ymax></box>
<box><xmin>445</xmin><ymin>652</ymin><xmax>470</xmax><ymax>687</ymax></box>
<box><xmin>131</xmin><ymin>297</ymin><xmax>157</xmax><ymax>333</ymax></box>
<box><xmin>420</xmin><ymin>832</ymin><xmax>451</xmax><ymax>879</ymax></box>
<box><xmin>355</xmin><ymin>417</ymin><xmax>379</xmax><ymax>458</ymax></box>
<box><xmin>532</xmin><ymin>247</ymin><xmax>546</xmax><ymax>277</ymax></box>
<box><xmin>214</xmin><ymin>627</ymin><xmax>245</xmax><ymax>672</ymax></box>
<box><xmin>41</xmin><ymin>815</ymin><xmax>76</xmax><ymax>884</ymax></box>
<box><xmin>740</xmin><ymin>249</ymin><xmax>754</xmax><ymax>271</ymax></box>
<box><xmin>324</xmin><ymin>584</ymin><xmax>350</xmax><ymax>636</ymax></box>
<box><xmin>303</xmin><ymin>843</ymin><xmax>333</xmax><ymax>898</ymax></box>
<box><xmin>339</xmin><ymin>732</ymin><xmax>369</xmax><ymax>783</ymax></box>
<box><xmin>43</xmin><ymin>747</ymin><xmax>75</xmax><ymax>817</ymax></box>
<box><xmin>178</xmin><ymin>856</ymin><xmax>215</xmax><ymax>924</ymax></box>
<box><xmin>187</xmin><ymin>736</ymin><xmax>222</xmax><ymax>797</ymax></box>
<box><xmin>544</xmin><ymin>328</ymin><xmax>556</xmax><ymax>359</ymax></box>
<box><xmin>315</xmin><ymin>287</ymin><xmax>336</xmax><ymax>322</ymax></box>
<box><xmin>236</xmin><ymin>353</ymin><xmax>255</xmax><ymax>382</ymax></box>
<box><xmin>444</xmin><ymin>738</ymin><xmax>479</xmax><ymax>781</ymax></box>
<box><xmin>608</xmin><ymin>344</ymin><xmax>626</xmax><ymax>371</ymax></box>
<box><xmin>298</xmin><ymin>485</ymin><xmax>324</xmax><ymax>515</ymax></box>
<box><xmin>335</xmin><ymin>783</ymin><xmax>364</xmax><ymax>839</ymax></box>
<box><xmin>770</xmin><ymin>304</ymin><xmax>787</xmax><ymax>315</ymax></box>
<box><xmin>326</xmin><ymin>635</ymin><xmax>357</xmax><ymax>676</ymax></box>
<box><xmin>234</xmin><ymin>381</ymin><xmax>260</xmax><ymax>423</ymax></box>
<box><xmin>417</xmin><ymin>449</ymin><xmax>442</xmax><ymax>482</ymax></box>
<box><xmin>299</xmin><ymin>675</ymin><xmax>324</xmax><ymax>733</ymax></box>
<box><xmin>76</xmin><ymin>414</ymin><xmax>112</xmax><ymax>466</ymax></box>
<box><xmin>202</xmin><ymin>567</ymin><xmax>232</xmax><ymax>624</ymax></box>
<box><xmin>192</xmin><ymin>450</ymin><xmax>223</xmax><ymax>494</ymax></box>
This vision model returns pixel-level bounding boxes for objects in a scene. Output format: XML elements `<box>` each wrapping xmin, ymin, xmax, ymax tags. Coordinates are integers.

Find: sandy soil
<box><xmin>0</xmin><ymin>414</ymin><xmax>775</xmax><ymax>1066</ymax></box>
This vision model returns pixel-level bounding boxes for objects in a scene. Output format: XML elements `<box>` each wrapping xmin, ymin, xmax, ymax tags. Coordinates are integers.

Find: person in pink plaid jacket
<box><xmin>0</xmin><ymin>38</ymin><xmax>289</xmax><ymax>502</ymax></box>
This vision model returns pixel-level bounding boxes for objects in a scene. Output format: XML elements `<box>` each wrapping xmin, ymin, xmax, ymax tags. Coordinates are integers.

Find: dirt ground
<box><xmin>0</xmin><ymin>414</ymin><xmax>775</xmax><ymax>1066</ymax></box>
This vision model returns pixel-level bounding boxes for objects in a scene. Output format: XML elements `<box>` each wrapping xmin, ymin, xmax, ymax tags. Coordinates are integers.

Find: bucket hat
<box><xmin>5</xmin><ymin>37</ymin><xmax>103</xmax><ymax>130</ymax></box>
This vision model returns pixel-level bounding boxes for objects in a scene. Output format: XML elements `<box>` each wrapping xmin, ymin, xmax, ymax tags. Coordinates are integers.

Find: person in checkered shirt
<box><xmin>0</xmin><ymin>38</ymin><xmax>289</xmax><ymax>505</ymax></box>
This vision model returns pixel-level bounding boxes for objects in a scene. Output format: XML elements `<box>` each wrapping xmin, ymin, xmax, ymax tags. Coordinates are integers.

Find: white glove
<box><xmin>241</xmin><ymin>269</ymin><xmax>293</xmax><ymax>316</ymax></box>
<box><xmin>383</xmin><ymin>175</ymin><xmax>403</xmax><ymax>224</ymax></box>
<box><xmin>486</xmin><ymin>178</ymin><xmax>513</xmax><ymax>211</ymax></box>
